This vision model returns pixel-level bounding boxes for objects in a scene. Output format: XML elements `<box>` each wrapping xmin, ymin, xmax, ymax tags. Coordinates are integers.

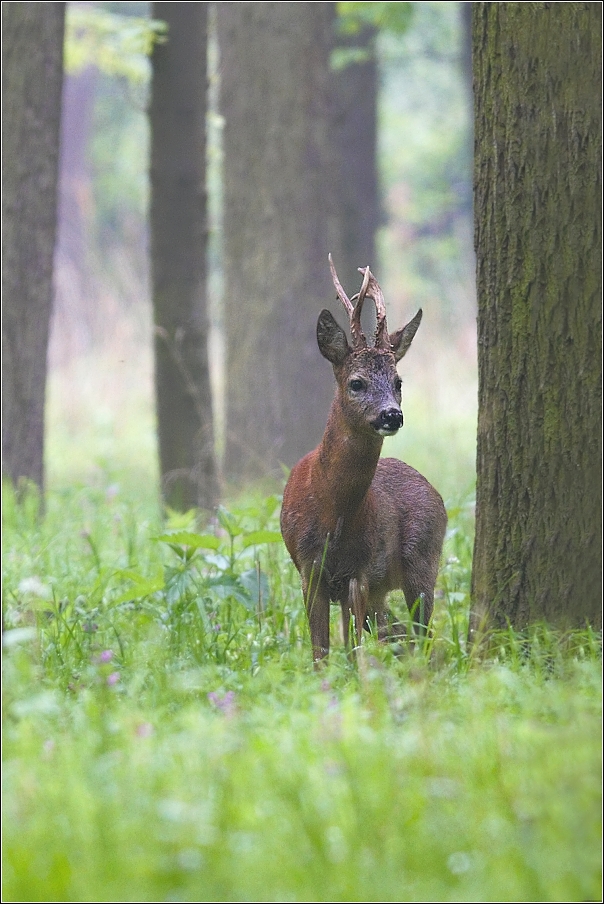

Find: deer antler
<box><xmin>350</xmin><ymin>265</ymin><xmax>371</xmax><ymax>336</ymax></box>
<box><xmin>329</xmin><ymin>254</ymin><xmax>367</xmax><ymax>350</ymax></box>
<box><xmin>357</xmin><ymin>267</ymin><xmax>389</xmax><ymax>350</ymax></box>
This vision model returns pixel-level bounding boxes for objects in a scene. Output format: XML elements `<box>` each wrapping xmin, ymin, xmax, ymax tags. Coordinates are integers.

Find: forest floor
<box><xmin>3</xmin><ymin>470</ymin><xmax>601</xmax><ymax>902</ymax></box>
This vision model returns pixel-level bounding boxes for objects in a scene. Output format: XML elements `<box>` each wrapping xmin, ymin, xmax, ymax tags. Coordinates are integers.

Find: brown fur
<box><xmin>280</xmin><ymin>263</ymin><xmax>447</xmax><ymax>663</ymax></box>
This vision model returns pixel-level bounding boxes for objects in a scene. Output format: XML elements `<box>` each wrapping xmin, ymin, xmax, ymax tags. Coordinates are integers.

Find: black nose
<box><xmin>378</xmin><ymin>407</ymin><xmax>403</xmax><ymax>431</ymax></box>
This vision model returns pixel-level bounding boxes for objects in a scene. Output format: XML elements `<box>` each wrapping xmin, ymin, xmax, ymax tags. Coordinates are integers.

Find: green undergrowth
<box><xmin>2</xmin><ymin>479</ymin><xmax>601</xmax><ymax>903</ymax></box>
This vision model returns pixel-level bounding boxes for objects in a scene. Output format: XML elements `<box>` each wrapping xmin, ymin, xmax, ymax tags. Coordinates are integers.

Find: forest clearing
<box><xmin>3</xmin><ymin>2</ymin><xmax>601</xmax><ymax>901</ymax></box>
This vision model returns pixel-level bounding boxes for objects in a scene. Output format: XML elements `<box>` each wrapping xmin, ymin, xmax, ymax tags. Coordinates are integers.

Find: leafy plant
<box><xmin>3</xmin><ymin>482</ymin><xmax>601</xmax><ymax>902</ymax></box>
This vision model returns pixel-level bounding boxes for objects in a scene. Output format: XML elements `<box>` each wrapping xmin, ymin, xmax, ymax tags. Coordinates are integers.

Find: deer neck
<box><xmin>314</xmin><ymin>398</ymin><xmax>383</xmax><ymax>525</ymax></box>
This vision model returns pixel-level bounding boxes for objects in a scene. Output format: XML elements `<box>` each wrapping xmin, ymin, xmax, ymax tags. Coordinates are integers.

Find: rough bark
<box><xmin>218</xmin><ymin>1</ymin><xmax>344</xmax><ymax>481</ymax></box>
<box><xmin>2</xmin><ymin>2</ymin><xmax>65</xmax><ymax>493</ymax></box>
<box><xmin>471</xmin><ymin>3</ymin><xmax>602</xmax><ymax>632</ymax></box>
<box><xmin>150</xmin><ymin>2</ymin><xmax>218</xmax><ymax>511</ymax></box>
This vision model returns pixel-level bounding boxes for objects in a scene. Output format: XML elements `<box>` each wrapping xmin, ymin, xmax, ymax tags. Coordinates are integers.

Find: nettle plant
<box><xmin>3</xmin><ymin>490</ymin><xmax>302</xmax><ymax>687</ymax></box>
<box><xmin>111</xmin><ymin>496</ymin><xmax>295</xmax><ymax>667</ymax></box>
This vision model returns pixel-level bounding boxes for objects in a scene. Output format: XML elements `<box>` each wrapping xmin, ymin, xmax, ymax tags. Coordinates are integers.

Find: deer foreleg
<box><xmin>349</xmin><ymin>577</ymin><xmax>368</xmax><ymax>649</ymax></box>
<box><xmin>303</xmin><ymin>569</ymin><xmax>331</xmax><ymax>664</ymax></box>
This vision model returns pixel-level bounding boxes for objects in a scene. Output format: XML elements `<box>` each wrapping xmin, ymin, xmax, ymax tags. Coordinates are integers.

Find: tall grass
<box><xmin>2</xmin><ymin>477</ymin><xmax>601</xmax><ymax>903</ymax></box>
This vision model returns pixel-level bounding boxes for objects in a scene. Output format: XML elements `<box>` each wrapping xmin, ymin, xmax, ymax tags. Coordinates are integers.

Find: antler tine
<box><xmin>328</xmin><ymin>253</ymin><xmax>353</xmax><ymax>318</ymax></box>
<box><xmin>329</xmin><ymin>254</ymin><xmax>366</xmax><ymax>349</ymax></box>
<box><xmin>353</xmin><ymin>266</ymin><xmax>371</xmax><ymax>305</ymax></box>
<box><xmin>349</xmin><ymin>266</ymin><xmax>371</xmax><ymax>346</ymax></box>
<box><xmin>357</xmin><ymin>267</ymin><xmax>389</xmax><ymax>349</ymax></box>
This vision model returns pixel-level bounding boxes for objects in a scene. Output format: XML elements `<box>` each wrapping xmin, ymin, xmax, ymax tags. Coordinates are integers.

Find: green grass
<box><xmin>2</xmin><ymin>476</ymin><xmax>601</xmax><ymax>903</ymax></box>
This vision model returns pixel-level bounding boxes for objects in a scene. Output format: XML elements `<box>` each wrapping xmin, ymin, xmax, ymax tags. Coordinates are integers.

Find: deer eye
<box><xmin>349</xmin><ymin>378</ymin><xmax>366</xmax><ymax>392</ymax></box>
<box><xmin>394</xmin><ymin>377</ymin><xmax>402</xmax><ymax>392</ymax></box>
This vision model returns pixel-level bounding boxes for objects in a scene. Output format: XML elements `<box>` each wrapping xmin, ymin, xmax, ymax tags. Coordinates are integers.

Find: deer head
<box><xmin>317</xmin><ymin>255</ymin><xmax>423</xmax><ymax>437</ymax></box>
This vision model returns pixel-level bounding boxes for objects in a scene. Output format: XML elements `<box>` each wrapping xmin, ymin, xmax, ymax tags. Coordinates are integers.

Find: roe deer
<box><xmin>280</xmin><ymin>256</ymin><xmax>447</xmax><ymax>663</ymax></box>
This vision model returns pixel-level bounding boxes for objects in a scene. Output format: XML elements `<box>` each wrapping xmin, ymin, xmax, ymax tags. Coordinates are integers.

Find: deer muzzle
<box><xmin>373</xmin><ymin>407</ymin><xmax>403</xmax><ymax>436</ymax></box>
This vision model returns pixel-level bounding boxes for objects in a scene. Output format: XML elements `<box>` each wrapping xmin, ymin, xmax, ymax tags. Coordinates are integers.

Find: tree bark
<box><xmin>331</xmin><ymin>25</ymin><xmax>379</xmax><ymax>292</ymax></box>
<box><xmin>471</xmin><ymin>3</ymin><xmax>602</xmax><ymax>633</ymax></box>
<box><xmin>150</xmin><ymin>1</ymin><xmax>218</xmax><ymax>511</ymax></box>
<box><xmin>218</xmin><ymin>1</ymin><xmax>344</xmax><ymax>481</ymax></box>
<box><xmin>2</xmin><ymin>2</ymin><xmax>65</xmax><ymax>494</ymax></box>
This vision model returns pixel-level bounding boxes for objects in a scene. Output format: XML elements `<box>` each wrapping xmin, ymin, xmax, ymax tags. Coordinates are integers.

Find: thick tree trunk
<box><xmin>2</xmin><ymin>2</ymin><xmax>65</xmax><ymax>494</ymax></box>
<box><xmin>471</xmin><ymin>3</ymin><xmax>602</xmax><ymax>632</ymax></box>
<box><xmin>150</xmin><ymin>2</ymin><xmax>217</xmax><ymax>511</ymax></box>
<box><xmin>218</xmin><ymin>1</ymin><xmax>343</xmax><ymax>481</ymax></box>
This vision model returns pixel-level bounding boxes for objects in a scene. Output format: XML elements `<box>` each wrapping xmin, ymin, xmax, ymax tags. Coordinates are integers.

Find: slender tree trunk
<box><xmin>218</xmin><ymin>1</ymin><xmax>343</xmax><ymax>481</ymax></box>
<box><xmin>150</xmin><ymin>1</ymin><xmax>217</xmax><ymax>511</ymax></box>
<box><xmin>331</xmin><ymin>25</ymin><xmax>379</xmax><ymax>291</ymax></box>
<box><xmin>2</xmin><ymin>2</ymin><xmax>65</xmax><ymax>494</ymax></box>
<box><xmin>470</xmin><ymin>3</ymin><xmax>602</xmax><ymax>633</ymax></box>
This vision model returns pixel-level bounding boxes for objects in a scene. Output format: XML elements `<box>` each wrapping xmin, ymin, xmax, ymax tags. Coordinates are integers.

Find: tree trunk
<box><xmin>2</xmin><ymin>1</ymin><xmax>65</xmax><ymax>494</ymax></box>
<box><xmin>471</xmin><ymin>2</ymin><xmax>602</xmax><ymax>633</ymax></box>
<box><xmin>218</xmin><ymin>1</ymin><xmax>343</xmax><ymax>481</ymax></box>
<box><xmin>331</xmin><ymin>25</ymin><xmax>379</xmax><ymax>292</ymax></box>
<box><xmin>150</xmin><ymin>1</ymin><xmax>217</xmax><ymax>511</ymax></box>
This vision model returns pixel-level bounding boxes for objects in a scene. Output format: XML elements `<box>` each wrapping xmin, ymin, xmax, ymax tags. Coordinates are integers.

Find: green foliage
<box><xmin>65</xmin><ymin>4</ymin><xmax>166</xmax><ymax>84</ymax></box>
<box><xmin>3</xmin><ymin>480</ymin><xmax>601</xmax><ymax>902</ymax></box>
<box><xmin>337</xmin><ymin>1</ymin><xmax>414</xmax><ymax>36</ymax></box>
<box><xmin>333</xmin><ymin>1</ymin><xmax>414</xmax><ymax>70</ymax></box>
<box><xmin>89</xmin><ymin>75</ymin><xmax>150</xmax><ymax>246</ymax></box>
<box><xmin>377</xmin><ymin>2</ymin><xmax>474</xmax><ymax>325</ymax></box>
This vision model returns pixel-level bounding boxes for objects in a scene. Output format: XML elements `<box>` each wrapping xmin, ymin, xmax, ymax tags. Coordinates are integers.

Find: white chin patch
<box><xmin>376</xmin><ymin>427</ymin><xmax>398</xmax><ymax>437</ymax></box>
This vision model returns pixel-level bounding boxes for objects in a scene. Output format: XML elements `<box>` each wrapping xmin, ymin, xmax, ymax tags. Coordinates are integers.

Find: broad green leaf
<box><xmin>216</xmin><ymin>506</ymin><xmax>243</xmax><ymax>537</ymax></box>
<box><xmin>241</xmin><ymin>530</ymin><xmax>283</xmax><ymax>549</ymax></box>
<box><xmin>111</xmin><ymin>572</ymin><xmax>165</xmax><ymax>605</ymax></box>
<box><xmin>240</xmin><ymin>568</ymin><xmax>270</xmax><ymax>609</ymax></box>
<box><xmin>153</xmin><ymin>532</ymin><xmax>221</xmax><ymax>550</ymax></box>
<box><xmin>205</xmin><ymin>575</ymin><xmax>252</xmax><ymax>608</ymax></box>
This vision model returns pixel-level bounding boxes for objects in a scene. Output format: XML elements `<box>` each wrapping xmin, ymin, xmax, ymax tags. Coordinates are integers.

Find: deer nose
<box><xmin>378</xmin><ymin>407</ymin><xmax>403</xmax><ymax>432</ymax></box>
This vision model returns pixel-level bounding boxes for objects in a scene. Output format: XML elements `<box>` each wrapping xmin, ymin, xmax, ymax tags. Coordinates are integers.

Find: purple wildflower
<box><xmin>208</xmin><ymin>690</ymin><xmax>236</xmax><ymax>715</ymax></box>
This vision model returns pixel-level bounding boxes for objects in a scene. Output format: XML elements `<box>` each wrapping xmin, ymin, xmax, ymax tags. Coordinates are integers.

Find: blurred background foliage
<box><xmin>49</xmin><ymin>0</ymin><xmax>476</xmax><ymax>502</ymax></box>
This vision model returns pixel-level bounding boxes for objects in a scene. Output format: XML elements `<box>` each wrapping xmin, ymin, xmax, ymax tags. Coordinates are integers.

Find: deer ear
<box><xmin>317</xmin><ymin>309</ymin><xmax>350</xmax><ymax>365</ymax></box>
<box><xmin>390</xmin><ymin>309</ymin><xmax>422</xmax><ymax>362</ymax></box>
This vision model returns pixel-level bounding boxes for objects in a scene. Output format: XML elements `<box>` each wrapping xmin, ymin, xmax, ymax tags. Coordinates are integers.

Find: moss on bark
<box><xmin>471</xmin><ymin>2</ymin><xmax>602</xmax><ymax>631</ymax></box>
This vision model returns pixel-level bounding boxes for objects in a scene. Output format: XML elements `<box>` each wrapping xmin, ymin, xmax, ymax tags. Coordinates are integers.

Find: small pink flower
<box><xmin>106</xmin><ymin>672</ymin><xmax>120</xmax><ymax>686</ymax></box>
<box><xmin>135</xmin><ymin>722</ymin><xmax>153</xmax><ymax>738</ymax></box>
<box><xmin>99</xmin><ymin>650</ymin><xmax>113</xmax><ymax>663</ymax></box>
<box><xmin>208</xmin><ymin>690</ymin><xmax>236</xmax><ymax>715</ymax></box>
